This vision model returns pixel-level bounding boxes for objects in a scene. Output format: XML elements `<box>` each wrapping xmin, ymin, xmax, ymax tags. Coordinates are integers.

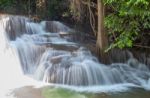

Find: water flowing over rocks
<box><xmin>0</xmin><ymin>15</ymin><xmax>150</xmax><ymax>89</ymax></box>
<box><xmin>45</xmin><ymin>21</ymin><xmax>73</xmax><ymax>33</ymax></box>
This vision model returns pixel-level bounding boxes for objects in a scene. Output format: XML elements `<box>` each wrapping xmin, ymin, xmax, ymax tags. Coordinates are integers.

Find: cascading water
<box><xmin>0</xmin><ymin>15</ymin><xmax>150</xmax><ymax>98</ymax></box>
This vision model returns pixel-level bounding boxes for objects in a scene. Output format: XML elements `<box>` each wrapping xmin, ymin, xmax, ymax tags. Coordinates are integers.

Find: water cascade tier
<box><xmin>0</xmin><ymin>15</ymin><xmax>150</xmax><ymax>90</ymax></box>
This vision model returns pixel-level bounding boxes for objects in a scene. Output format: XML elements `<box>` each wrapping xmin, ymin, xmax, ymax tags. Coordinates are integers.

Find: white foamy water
<box><xmin>0</xmin><ymin>16</ymin><xmax>43</xmax><ymax>98</ymax></box>
<box><xmin>0</xmin><ymin>43</ymin><xmax>43</xmax><ymax>98</ymax></box>
<box><xmin>0</xmin><ymin>15</ymin><xmax>150</xmax><ymax>98</ymax></box>
<box><xmin>46</xmin><ymin>83</ymin><xmax>138</xmax><ymax>93</ymax></box>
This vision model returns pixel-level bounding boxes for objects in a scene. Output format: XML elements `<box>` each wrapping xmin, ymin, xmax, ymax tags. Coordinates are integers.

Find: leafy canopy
<box><xmin>104</xmin><ymin>0</ymin><xmax>150</xmax><ymax>51</ymax></box>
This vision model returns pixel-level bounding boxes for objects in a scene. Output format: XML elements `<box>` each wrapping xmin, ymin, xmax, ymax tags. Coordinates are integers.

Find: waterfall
<box><xmin>0</xmin><ymin>15</ymin><xmax>23</xmax><ymax>77</ymax></box>
<box><xmin>0</xmin><ymin>15</ymin><xmax>150</xmax><ymax>92</ymax></box>
<box><xmin>0</xmin><ymin>15</ymin><xmax>24</xmax><ymax>97</ymax></box>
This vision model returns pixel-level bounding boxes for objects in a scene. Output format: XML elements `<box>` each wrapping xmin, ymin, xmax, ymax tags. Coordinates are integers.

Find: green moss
<box><xmin>42</xmin><ymin>87</ymin><xmax>87</xmax><ymax>98</ymax></box>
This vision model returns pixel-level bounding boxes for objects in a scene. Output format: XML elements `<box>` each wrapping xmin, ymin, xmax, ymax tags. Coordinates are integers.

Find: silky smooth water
<box><xmin>0</xmin><ymin>15</ymin><xmax>150</xmax><ymax>98</ymax></box>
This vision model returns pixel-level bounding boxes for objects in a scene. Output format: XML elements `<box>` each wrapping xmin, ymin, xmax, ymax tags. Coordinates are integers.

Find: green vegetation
<box><xmin>104</xmin><ymin>0</ymin><xmax>150</xmax><ymax>50</ymax></box>
<box><xmin>42</xmin><ymin>87</ymin><xmax>87</xmax><ymax>98</ymax></box>
<box><xmin>0</xmin><ymin>0</ymin><xmax>15</xmax><ymax>11</ymax></box>
<box><xmin>0</xmin><ymin>0</ymin><xmax>149</xmax><ymax>61</ymax></box>
<box><xmin>46</xmin><ymin>0</ymin><xmax>69</xmax><ymax>20</ymax></box>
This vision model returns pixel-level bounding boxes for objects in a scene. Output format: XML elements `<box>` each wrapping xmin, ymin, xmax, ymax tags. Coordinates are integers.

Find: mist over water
<box><xmin>0</xmin><ymin>15</ymin><xmax>150</xmax><ymax>98</ymax></box>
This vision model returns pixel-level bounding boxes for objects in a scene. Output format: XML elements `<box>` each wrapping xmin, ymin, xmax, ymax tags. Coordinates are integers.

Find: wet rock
<box><xmin>50</xmin><ymin>56</ymin><xmax>62</xmax><ymax>64</ymax></box>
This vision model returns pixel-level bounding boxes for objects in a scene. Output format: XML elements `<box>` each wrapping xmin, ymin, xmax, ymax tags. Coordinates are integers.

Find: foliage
<box><xmin>0</xmin><ymin>0</ymin><xmax>70</xmax><ymax>20</ymax></box>
<box><xmin>0</xmin><ymin>0</ymin><xmax>32</xmax><ymax>14</ymax></box>
<box><xmin>0</xmin><ymin>0</ymin><xmax>15</xmax><ymax>10</ymax></box>
<box><xmin>69</xmin><ymin>0</ymin><xmax>86</xmax><ymax>21</ymax></box>
<box><xmin>42</xmin><ymin>87</ymin><xmax>87</xmax><ymax>98</ymax></box>
<box><xmin>0</xmin><ymin>0</ymin><xmax>149</xmax><ymax>51</ymax></box>
<box><xmin>46</xmin><ymin>0</ymin><xmax>68</xmax><ymax>20</ymax></box>
<box><xmin>104</xmin><ymin>0</ymin><xmax>150</xmax><ymax>51</ymax></box>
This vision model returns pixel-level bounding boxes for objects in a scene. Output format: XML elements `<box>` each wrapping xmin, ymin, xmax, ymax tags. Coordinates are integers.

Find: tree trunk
<box><xmin>96</xmin><ymin>0</ymin><xmax>109</xmax><ymax>64</ymax></box>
